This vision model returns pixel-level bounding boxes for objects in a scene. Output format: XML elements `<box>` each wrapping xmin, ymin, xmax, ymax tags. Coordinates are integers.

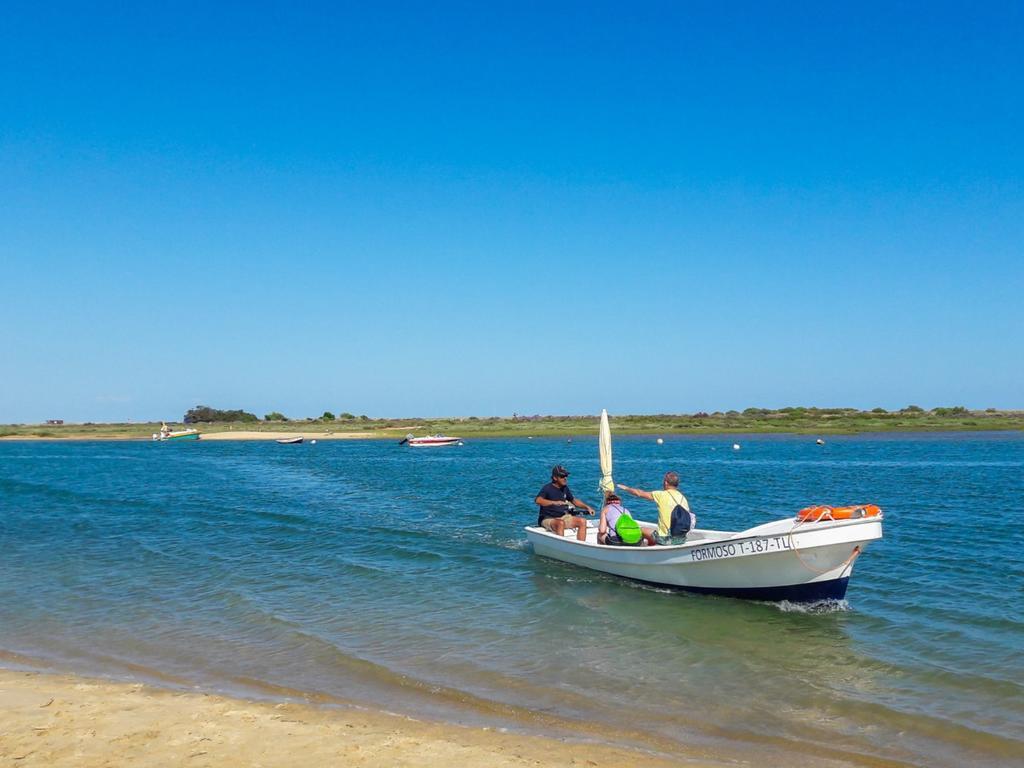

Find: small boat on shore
<box><xmin>399</xmin><ymin>434</ymin><xmax>463</xmax><ymax>447</ymax></box>
<box><xmin>275</xmin><ymin>436</ymin><xmax>304</xmax><ymax>445</ymax></box>
<box><xmin>153</xmin><ymin>424</ymin><xmax>201</xmax><ymax>441</ymax></box>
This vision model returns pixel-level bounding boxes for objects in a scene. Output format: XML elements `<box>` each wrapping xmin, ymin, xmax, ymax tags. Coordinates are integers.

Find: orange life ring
<box><xmin>796</xmin><ymin>504</ymin><xmax>881</xmax><ymax>522</ymax></box>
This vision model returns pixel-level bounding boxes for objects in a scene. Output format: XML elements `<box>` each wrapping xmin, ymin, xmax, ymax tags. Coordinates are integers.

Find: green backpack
<box><xmin>614</xmin><ymin>512</ymin><xmax>643</xmax><ymax>545</ymax></box>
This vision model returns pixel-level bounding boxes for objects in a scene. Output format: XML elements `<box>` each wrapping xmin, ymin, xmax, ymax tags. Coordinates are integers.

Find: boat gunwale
<box><xmin>523</xmin><ymin>514</ymin><xmax>883</xmax><ymax>552</ymax></box>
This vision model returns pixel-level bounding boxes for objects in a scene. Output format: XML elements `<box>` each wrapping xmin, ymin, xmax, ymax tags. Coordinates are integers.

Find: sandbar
<box><xmin>198</xmin><ymin>430</ymin><xmax>378</xmax><ymax>441</ymax></box>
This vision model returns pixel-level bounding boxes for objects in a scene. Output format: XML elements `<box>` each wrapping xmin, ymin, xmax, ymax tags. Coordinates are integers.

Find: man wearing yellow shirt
<box><xmin>617</xmin><ymin>471</ymin><xmax>695</xmax><ymax>545</ymax></box>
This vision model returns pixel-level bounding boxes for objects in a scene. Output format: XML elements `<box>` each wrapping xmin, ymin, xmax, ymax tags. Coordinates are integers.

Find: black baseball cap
<box><xmin>551</xmin><ymin>465</ymin><xmax>570</xmax><ymax>478</ymax></box>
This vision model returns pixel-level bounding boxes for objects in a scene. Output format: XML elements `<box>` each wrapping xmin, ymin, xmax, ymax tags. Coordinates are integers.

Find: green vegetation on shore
<box><xmin>2</xmin><ymin>407</ymin><xmax>1022</xmax><ymax>440</ymax></box>
<box><xmin>184</xmin><ymin>405</ymin><xmax>258</xmax><ymax>423</ymax></box>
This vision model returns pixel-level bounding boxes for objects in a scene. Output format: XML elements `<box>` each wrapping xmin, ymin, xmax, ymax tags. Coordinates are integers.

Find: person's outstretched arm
<box><xmin>617</xmin><ymin>483</ymin><xmax>655</xmax><ymax>501</ymax></box>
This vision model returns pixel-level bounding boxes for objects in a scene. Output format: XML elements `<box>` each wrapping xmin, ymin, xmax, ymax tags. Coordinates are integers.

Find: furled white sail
<box><xmin>599</xmin><ymin>409</ymin><xmax>614</xmax><ymax>494</ymax></box>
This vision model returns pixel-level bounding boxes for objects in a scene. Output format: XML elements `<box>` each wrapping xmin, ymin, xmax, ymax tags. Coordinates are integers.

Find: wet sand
<box><xmin>0</xmin><ymin>669</ymin><xmax>695</xmax><ymax>768</ymax></box>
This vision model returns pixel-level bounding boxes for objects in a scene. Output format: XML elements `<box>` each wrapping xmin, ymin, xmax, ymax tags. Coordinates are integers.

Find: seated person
<box><xmin>598</xmin><ymin>492</ymin><xmax>655</xmax><ymax>546</ymax></box>
<box><xmin>535</xmin><ymin>465</ymin><xmax>594</xmax><ymax>542</ymax></box>
<box><xmin>617</xmin><ymin>471</ymin><xmax>695</xmax><ymax>545</ymax></box>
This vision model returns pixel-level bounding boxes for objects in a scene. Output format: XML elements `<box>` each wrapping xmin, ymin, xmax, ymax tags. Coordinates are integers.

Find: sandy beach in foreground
<box><xmin>0</xmin><ymin>669</ymin><xmax>695</xmax><ymax>768</ymax></box>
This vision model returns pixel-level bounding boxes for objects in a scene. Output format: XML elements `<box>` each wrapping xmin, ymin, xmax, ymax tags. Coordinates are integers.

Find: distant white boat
<box><xmin>275</xmin><ymin>436</ymin><xmax>304</xmax><ymax>445</ymax></box>
<box><xmin>400</xmin><ymin>434</ymin><xmax>463</xmax><ymax>447</ymax></box>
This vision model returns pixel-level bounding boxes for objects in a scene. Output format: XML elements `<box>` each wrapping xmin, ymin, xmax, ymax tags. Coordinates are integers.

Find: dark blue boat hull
<box><xmin>632</xmin><ymin>577</ymin><xmax>851</xmax><ymax>603</ymax></box>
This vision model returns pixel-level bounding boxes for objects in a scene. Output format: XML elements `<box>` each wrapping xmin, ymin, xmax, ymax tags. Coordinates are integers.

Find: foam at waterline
<box><xmin>775</xmin><ymin>598</ymin><xmax>851</xmax><ymax>614</ymax></box>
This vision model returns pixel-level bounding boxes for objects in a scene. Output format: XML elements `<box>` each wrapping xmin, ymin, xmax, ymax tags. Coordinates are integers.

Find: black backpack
<box><xmin>668</xmin><ymin>492</ymin><xmax>694</xmax><ymax>537</ymax></box>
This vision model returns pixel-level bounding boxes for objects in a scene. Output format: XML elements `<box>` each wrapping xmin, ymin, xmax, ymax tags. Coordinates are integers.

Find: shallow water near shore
<box><xmin>2</xmin><ymin>433</ymin><xmax>1022</xmax><ymax>766</ymax></box>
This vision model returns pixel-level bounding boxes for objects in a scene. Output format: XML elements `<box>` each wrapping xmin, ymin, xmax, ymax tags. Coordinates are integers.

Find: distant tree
<box><xmin>932</xmin><ymin>406</ymin><xmax>968</xmax><ymax>417</ymax></box>
<box><xmin>359</xmin><ymin>414</ymin><xmax>370</xmax><ymax>421</ymax></box>
<box><xmin>338</xmin><ymin>412</ymin><xmax>355</xmax><ymax>420</ymax></box>
<box><xmin>264</xmin><ymin>412</ymin><xmax>288</xmax><ymax>421</ymax></box>
<box><xmin>900</xmin><ymin>405</ymin><xmax>924</xmax><ymax>413</ymax></box>
<box><xmin>322</xmin><ymin>411</ymin><xmax>335</xmax><ymax>421</ymax></box>
<box><xmin>184</xmin><ymin>405</ymin><xmax>258</xmax><ymax>424</ymax></box>
<box><xmin>871</xmin><ymin>407</ymin><xmax>887</xmax><ymax>414</ymax></box>
<box><xmin>985</xmin><ymin>408</ymin><xmax>997</xmax><ymax>413</ymax></box>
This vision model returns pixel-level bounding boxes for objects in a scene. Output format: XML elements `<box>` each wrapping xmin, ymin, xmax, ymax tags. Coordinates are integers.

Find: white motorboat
<box><xmin>400</xmin><ymin>434</ymin><xmax>463</xmax><ymax>447</ymax></box>
<box><xmin>524</xmin><ymin>410</ymin><xmax>883</xmax><ymax>602</ymax></box>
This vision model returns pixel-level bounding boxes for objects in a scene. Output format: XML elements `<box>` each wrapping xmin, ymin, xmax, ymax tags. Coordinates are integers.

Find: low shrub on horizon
<box><xmin>185</xmin><ymin>405</ymin><xmax>258</xmax><ymax>424</ymax></box>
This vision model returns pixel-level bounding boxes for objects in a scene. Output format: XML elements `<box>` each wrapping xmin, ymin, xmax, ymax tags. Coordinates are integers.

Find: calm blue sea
<box><xmin>1</xmin><ymin>433</ymin><xmax>1022</xmax><ymax>766</ymax></box>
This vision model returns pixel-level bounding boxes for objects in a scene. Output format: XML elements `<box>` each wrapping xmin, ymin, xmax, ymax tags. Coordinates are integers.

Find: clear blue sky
<box><xmin>2</xmin><ymin>1</ymin><xmax>1021</xmax><ymax>422</ymax></box>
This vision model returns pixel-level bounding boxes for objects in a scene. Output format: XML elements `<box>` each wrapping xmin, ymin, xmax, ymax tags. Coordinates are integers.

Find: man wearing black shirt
<box><xmin>534</xmin><ymin>465</ymin><xmax>595</xmax><ymax>541</ymax></box>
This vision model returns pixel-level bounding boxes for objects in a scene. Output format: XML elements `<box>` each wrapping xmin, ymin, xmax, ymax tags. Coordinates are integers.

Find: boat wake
<box><xmin>496</xmin><ymin>539</ymin><xmax>532</xmax><ymax>552</ymax></box>
<box><xmin>624</xmin><ymin>581</ymin><xmax>676</xmax><ymax>595</ymax></box>
<box><xmin>775</xmin><ymin>598</ymin><xmax>851</xmax><ymax>614</ymax></box>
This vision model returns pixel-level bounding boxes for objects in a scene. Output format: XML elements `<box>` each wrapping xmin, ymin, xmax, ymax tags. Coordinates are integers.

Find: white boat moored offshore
<box><xmin>525</xmin><ymin>513</ymin><xmax>882</xmax><ymax>602</ymax></box>
<box><xmin>400</xmin><ymin>434</ymin><xmax>463</xmax><ymax>447</ymax></box>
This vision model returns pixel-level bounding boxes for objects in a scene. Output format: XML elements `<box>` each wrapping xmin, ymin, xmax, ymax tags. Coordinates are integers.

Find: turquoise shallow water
<box><xmin>1</xmin><ymin>433</ymin><xmax>1022</xmax><ymax>766</ymax></box>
